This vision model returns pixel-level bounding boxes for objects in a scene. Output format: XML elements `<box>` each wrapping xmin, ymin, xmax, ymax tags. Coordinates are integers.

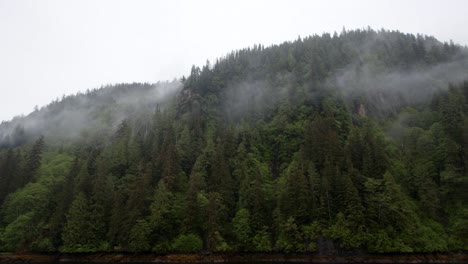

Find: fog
<box><xmin>2</xmin><ymin>0</ymin><xmax>468</xmax><ymax>123</ymax></box>
<box><xmin>2</xmin><ymin>28</ymin><xmax>468</xmax><ymax>147</ymax></box>
<box><xmin>330</xmin><ymin>54</ymin><xmax>468</xmax><ymax>115</ymax></box>
<box><xmin>218</xmin><ymin>35</ymin><xmax>468</xmax><ymax>120</ymax></box>
<box><xmin>0</xmin><ymin>81</ymin><xmax>181</xmax><ymax>147</ymax></box>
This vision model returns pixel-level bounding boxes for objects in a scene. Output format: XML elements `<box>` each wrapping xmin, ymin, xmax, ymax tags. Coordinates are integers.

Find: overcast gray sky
<box><xmin>0</xmin><ymin>0</ymin><xmax>467</xmax><ymax>122</ymax></box>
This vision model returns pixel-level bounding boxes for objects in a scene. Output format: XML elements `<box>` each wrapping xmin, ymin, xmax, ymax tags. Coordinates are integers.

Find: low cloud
<box><xmin>0</xmin><ymin>81</ymin><xmax>182</xmax><ymax>147</ymax></box>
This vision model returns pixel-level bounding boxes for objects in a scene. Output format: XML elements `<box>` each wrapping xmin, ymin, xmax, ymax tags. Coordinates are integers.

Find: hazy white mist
<box><xmin>1</xmin><ymin>0</ymin><xmax>467</xmax><ymax>122</ymax></box>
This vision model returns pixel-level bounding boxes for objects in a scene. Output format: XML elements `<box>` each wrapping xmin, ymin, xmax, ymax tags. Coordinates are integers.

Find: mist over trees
<box><xmin>0</xmin><ymin>81</ymin><xmax>182</xmax><ymax>148</ymax></box>
<box><xmin>0</xmin><ymin>28</ymin><xmax>467</xmax><ymax>253</ymax></box>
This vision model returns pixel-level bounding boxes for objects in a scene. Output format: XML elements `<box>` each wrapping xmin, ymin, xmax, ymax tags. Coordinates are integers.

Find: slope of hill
<box><xmin>0</xmin><ymin>28</ymin><xmax>467</xmax><ymax>254</ymax></box>
<box><xmin>0</xmin><ymin>81</ymin><xmax>181</xmax><ymax>148</ymax></box>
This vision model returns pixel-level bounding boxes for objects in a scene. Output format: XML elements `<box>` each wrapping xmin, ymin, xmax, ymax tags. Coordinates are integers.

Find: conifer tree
<box><xmin>62</xmin><ymin>193</ymin><xmax>97</xmax><ymax>252</ymax></box>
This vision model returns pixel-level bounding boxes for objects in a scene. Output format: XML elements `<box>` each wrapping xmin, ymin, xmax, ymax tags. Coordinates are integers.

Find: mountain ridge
<box><xmin>0</xmin><ymin>28</ymin><xmax>467</xmax><ymax>254</ymax></box>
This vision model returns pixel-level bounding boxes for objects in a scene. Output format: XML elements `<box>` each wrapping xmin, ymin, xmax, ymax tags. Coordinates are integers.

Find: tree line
<box><xmin>0</xmin><ymin>28</ymin><xmax>467</xmax><ymax>253</ymax></box>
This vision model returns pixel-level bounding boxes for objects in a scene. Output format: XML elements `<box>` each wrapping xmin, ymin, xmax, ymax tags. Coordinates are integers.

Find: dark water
<box><xmin>2</xmin><ymin>254</ymin><xmax>466</xmax><ymax>264</ymax></box>
<box><xmin>1</xmin><ymin>261</ymin><xmax>459</xmax><ymax>264</ymax></box>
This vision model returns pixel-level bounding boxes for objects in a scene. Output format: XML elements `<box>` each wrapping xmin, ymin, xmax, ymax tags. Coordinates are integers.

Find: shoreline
<box><xmin>1</xmin><ymin>253</ymin><xmax>467</xmax><ymax>263</ymax></box>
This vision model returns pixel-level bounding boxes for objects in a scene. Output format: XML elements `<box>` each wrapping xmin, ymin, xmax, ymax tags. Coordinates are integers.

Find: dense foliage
<box><xmin>0</xmin><ymin>29</ymin><xmax>467</xmax><ymax>254</ymax></box>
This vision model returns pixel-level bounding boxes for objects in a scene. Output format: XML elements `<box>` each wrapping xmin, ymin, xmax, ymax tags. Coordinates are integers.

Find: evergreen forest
<box><xmin>0</xmin><ymin>28</ymin><xmax>467</xmax><ymax>254</ymax></box>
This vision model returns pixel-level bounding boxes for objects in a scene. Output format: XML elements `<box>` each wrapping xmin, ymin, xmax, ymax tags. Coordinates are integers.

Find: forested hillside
<box><xmin>0</xmin><ymin>81</ymin><xmax>181</xmax><ymax>148</ymax></box>
<box><xmin>0</xmin><ymin>28</ymin><xmax>467</xmax><ymax>254</ymax></box>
